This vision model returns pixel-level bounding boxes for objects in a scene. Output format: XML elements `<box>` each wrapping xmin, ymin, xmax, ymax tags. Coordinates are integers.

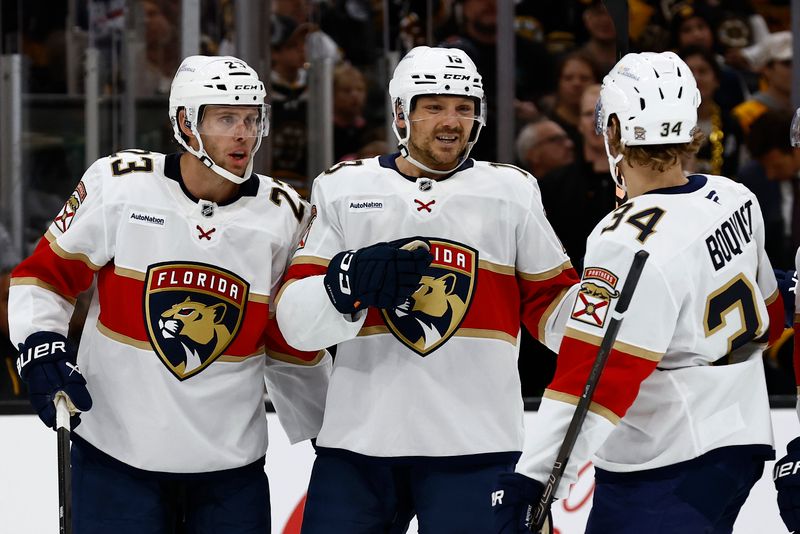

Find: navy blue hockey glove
<box><xmin>774</xmin><ymin>269</ymin><xmax>798</xmax><ymax>328</ymax></box>
<box><xmin>324</xmin><ymin>237</ymin><xmax>433</xmax><ymax>314</ymax></box>
<box><xmin>492</xmin><ymin>472</ymin><xmax>552</xmax><ymax>534</ymax></box>
<box><xmin>775</xmin><ymin>436</ymin><xmax>800</xmax><ymax>533</ymax></box>
<box><xmin>16</xmin><ymin>332</ymin><xmax>92</xmax><ymax>429</ymax></box>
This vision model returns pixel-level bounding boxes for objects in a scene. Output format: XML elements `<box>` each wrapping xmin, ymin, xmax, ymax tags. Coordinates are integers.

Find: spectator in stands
<box><xmin>577</xmin><ymin>0</ymin><xmax>617</xmax><ymax>76</ymax></box>
<box><xmin>670</xmin><ymin>2</ymin><xmax>748</xmax><ymax>113</ymax></box>
<box><xmin>139</xmin><ymin>0</ymin><xmax>180</xmax><ymax>96</ymax></box>
<box><xmin>269</xmin><ymin>14</ymin><xmax>314</xmax><ymax>189</ymax></box>
<box><xmin>741</xmin><ymin>110</ymin><xmax>799</xmax><ymax>267</ymax></box>
<box><xmin>681</xmin><ymin>46</ymin><xmax>743</xmax><ymax>177</ymax></box>
<box><xmin>544</xmin><ymin>51</ymin><xmax>599</xmax><ymax>155</ymax></box>
<box><xmin>516</xmin><ymin>119</ymin><xmax>575</xmax><ymax>179</ymax></box>
<box><xmin>538</xmin><ymin>84</ymin><xmax>616</xmax><ymax>269</ymax></box>
<box><xmin>441</xmin><ymin>0</ymin><xmax>555</xmax><ymax>160</ymax></box>
<box><xmin>333</xmin><ymin>63</ymin><xmax>381</xmax><ymax>162</ymax></box>
<box><xmin>0</xmin><ymin>223</ymin><xmax>22</xmax><ymax>400</ymax></box>
<box><xmin>732</xmin><ymin>31</ymin><xmax>793</xmax><ymax>135</ymax></box>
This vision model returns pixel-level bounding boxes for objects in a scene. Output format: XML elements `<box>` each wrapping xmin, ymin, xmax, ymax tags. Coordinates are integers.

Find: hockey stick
<box><xmin>55</xmin><ymin>392</ymin><xmax>72</xmax><ymax>534</ymax></box>
<box><xmin>603</xmin><ymin>0</ymin><xmax>629</xmax><ymax>61</ymax></box>
<box><xmin>530</xmin><ymin>249</ymin><xmax>650</xmax><ymax>533</ymax></box>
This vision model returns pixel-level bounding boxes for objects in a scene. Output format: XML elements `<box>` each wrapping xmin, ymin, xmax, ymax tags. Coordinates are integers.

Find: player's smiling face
<box><xmin>405</xmin><ymin>95</ymin><xmax>476</xmax><ymax>170</ymax></box>
<box><xmin>196</xmin><ymin>105</ymin><xmax>260</xmax><ymax>177</ymax></box>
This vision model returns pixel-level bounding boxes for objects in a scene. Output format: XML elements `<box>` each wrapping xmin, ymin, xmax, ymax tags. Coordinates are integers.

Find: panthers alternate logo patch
<box><xmin>144</xmin><ymin>262</ymin><xmax>249</xmax><ymax>380</ymax></box>
<box><xmin>382</xmin><ymin>239</ymin><xmax>477</xmax><ymax>356</ymax></box>
<box><xmin>54</xmin><ymin>180</ymin><xmax>87</xmax><ymax>233</ymax></box>
<box><xmin>571</xmin><ymin>267</ymin><xmax>620</xmax><ymax>328</ymax></box>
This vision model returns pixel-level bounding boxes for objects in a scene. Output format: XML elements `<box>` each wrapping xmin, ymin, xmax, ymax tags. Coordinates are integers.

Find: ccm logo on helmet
<box><xmin>443</xmin><ymin>74</ymin><xmax>470</xmax><ymax>80</ymax></box>
<box><xmin>234</xmin><ymin>84</ymin><xmax>260</xmax><ymax>90</ymax></box>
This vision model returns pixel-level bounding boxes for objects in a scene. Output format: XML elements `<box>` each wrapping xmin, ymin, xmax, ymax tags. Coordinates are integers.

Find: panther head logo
<box><xmin>145</xmin><ymin>262</ymin><xmax>249</xmax><ymax>380</ymax></box>
<box><xmin>383</xmin><ymin>239</ymin><xmax>476</xmax><ymax>356</ymax></box>
<box><xmin>158</xmin><ymin>297</ymin><xmax>233</xmax><ymax>374</ymax></box>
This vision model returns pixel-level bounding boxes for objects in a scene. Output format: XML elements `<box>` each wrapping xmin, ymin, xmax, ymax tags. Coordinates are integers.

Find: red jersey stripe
<box><xmin>12</xmin><ymin>236</ymin><xmax>96</xmax><ymax>300</ymax></box>
<box><xmin>548</xmin><ymin>334</ymin><xmax>660</xmax><ymax>419</ymax></box>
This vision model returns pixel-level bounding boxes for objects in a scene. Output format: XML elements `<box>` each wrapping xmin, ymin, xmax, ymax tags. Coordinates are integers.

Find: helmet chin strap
<box><xmin>603</xmin><ymin>131</ymin><xmax>626</xmax><ymax>192</ymax></box>
<box><xmin>181</xmin><ymin>123</ymin><xmax>261</xmax><ymax>185</ymax></box>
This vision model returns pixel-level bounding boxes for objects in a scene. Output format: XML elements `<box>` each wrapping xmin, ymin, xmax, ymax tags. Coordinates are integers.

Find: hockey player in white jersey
<box><xmin>275</xmin><ymin>46</ymin><xmax>580</xmax><ymax>533</ymax></box>
<box><xmin>492</xmin><ymin>51</ymin><xmax>786</xmax><ymax>534</ymax></box>
<box><xmin>10</xmin><ymin>55</ymin><xmax>331</xmax><ymax>533</ymax></box>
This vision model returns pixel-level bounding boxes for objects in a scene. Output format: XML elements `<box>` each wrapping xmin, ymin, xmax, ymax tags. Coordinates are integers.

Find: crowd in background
<box><xmin>1</xmin><ymin>0</ymin><xmax>798</xmax><ymax>399</ymax></box>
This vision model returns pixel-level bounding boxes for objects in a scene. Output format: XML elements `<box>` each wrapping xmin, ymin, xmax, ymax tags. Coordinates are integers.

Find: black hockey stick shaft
<box><xmin>604</xmin><ymin>0</ymin><xmax>630</xmax><ymax>61</ymax></box>
<box><xmin>55</xmin><ymin>394</ymin><xmax>72</xmax><ymax>534</ymax></box>
<box><xmin>531</xmin><ymin>250</ymin><xmax>649</xmax><ymax>532</ymax></box>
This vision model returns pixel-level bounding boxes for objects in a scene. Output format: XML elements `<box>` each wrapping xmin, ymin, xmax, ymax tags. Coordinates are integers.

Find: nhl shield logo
<box><xmin>144</xmin><ymin>262</ymin><xmax>249</xmax><ymax>380</ymax></box>
<box><xmin>382</xmin><ymin>239</ymin><xmax>477</xmax><ymax>356</ymax></box>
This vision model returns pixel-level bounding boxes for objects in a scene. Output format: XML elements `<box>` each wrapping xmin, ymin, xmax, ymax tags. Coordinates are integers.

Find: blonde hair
<box><xmin>608</xmin><ymin>117</ymin><xmax>704</xmax><ymax>172</ymax></box>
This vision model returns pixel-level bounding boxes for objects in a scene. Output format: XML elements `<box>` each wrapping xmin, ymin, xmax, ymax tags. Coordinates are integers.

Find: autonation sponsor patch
<box><xmin>129</xmin><ymin>211</ymin><xmax>166</xmax><ymax>228</ymax></box>
<box><xmin>348</xmin><ymin>199</ymin><xmax>384</xmax><ymax>212</ymax></box>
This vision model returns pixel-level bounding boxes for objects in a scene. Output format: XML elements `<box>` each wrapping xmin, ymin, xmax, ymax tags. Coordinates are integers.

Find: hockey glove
<box><xmin>16</xmin><ymin>332</ymin><xmax>92</xmax><ymax>429</ymax></box>
<box><xmin>492</xmin><ymin>472</ymin><xmax>552</xmax><ymax>534</ymax></box>
<box><xmin>323</xmin><ymin>237</ymin><xmax>433</xmax><ymax>315</ymax></box>
<box><xmin>775</xmin><ymin>436</ymin><xmax>800</xmax><ymax>532</ymax></box>
<box><xmin>774</xmin><ymin>269</ymin><xmax>797</xmax><ymax>328</ymax></box>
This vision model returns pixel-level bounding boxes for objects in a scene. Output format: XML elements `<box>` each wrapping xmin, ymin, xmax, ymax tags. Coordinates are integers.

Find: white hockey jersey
<box><xmin>516</xmin><ymin>174</ymin><xmax>784</xmax><ymax>495</ymax></box>
<box><xmin>276</xmin><ymin>155</ymin><xmax>580</xmax><ymax>459</ymax></box>
<box><xmin>10</xmin><ymin>150</ymin><xmax>331</xmax><ymax>474</ymax></box>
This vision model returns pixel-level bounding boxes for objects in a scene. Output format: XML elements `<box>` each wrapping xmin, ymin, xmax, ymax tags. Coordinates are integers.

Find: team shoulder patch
<box><xmin>570</xmin><ymin>267</ymin><xmax>620</xmax><ymax>328</ymax></box>
<box><xmin>54</xmin><ymin>180</ymin><xmax>88</xmax><ymax>233</ymax></box>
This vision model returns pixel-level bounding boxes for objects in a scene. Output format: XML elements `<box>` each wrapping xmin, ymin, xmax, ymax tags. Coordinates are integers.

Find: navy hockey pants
<box><xmin>586</xmin><ymin>448</ymin><xmax>766</xmax><ymax>534</ymax></box>
<box><xmin>300</xmin><ymin>452</ymin><xmax>517</xmax><ymax>534</ymax></box>
<box><xmin>71</xmin><ymin>437</ymin><xmax>270</xmax><ymax>534</ymax></box>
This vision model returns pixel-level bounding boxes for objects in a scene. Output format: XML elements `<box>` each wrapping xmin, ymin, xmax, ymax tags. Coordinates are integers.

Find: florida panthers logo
<box><xmin>144</xmin><ymin>262</ymin><xmax>249</xmax><ymax>380</ymax></box>
<box><xmin>383</xmin><ymin>239</ymin><xmax>477</xmax><ymax>356</ymax></box>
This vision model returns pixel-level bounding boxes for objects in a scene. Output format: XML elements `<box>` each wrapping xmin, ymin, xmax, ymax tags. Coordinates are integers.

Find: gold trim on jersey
<box><xmin>266</xmin><ymin>348</ymin><xmax>326</xmax><ymax>366</ymax></box>
<box><xmin>9</xmin><ymin>277</ymin><xmax>78</xmax><ymax>305</ymax></box>
<box><xmin>517</xmin><ymin>260</ymin><xmax>574</xmax><ymax>282</ymax></box>
<box><xmin>358</xmin><ymin>325</ymin><xmax>390</xmax><ymax>336</ymax></box>
<box><xmin>219</xmin><ymin>348</ymin><xmax>266</xmax><ymax>362</ymax></box>
<box><xmin>543</xmin><ymin>389</ymin><xmax>621</xmax><ymax>425</ymax></box>
<box><xmin>45</xmin><ymin>230</ymin><xmax>103</xmax><ymax>271</ymax></box>
<box><xmin>795</xmin><ymin>312</ymin><xmax>800</xmax><ymax>325</ymax></box>
<box><xmin>538</xmin><ymin>287</ymin><xmax>571</xmax><ymax>342</ymax></box>
<box><xmin>764</xmin><ymin>288</ymin><xmax>780</xmax><ymax>306</ymax></box>
<box><xmin>357</xmin><ymin>325</ymin><xmax>517</xmax><ymax>345</ymax></box>
<box><xmin>478</xmin><ymin>260</ymin><xmax>515</xmax><ymax>275</ymax></box>
<box><xmin>455</xmin><ymin>328</ymin><xmax>517</xmax><ymax>345</ymax></box>
<box><xmin>248</xmin><ymin>293</ymin><xmax>270</xmax><ymax>304</ymax></box>
<box><xmin>114</xmin><ymin>266</ymin><xmax>145</xmax><ymax>280</ymax></box>
<box><xmin>290</xmin><ymin>255</ymin><xmax>330</xmax><ymax>268</ymax></box>
<box><xmin>97</xmin><ymin>321</ymin><xmax>152</xmax><ymax>349</ymax></box>
<box><xmin>565</xmin><ymin>327</ymin><xmax>663</xmax><ymax>362</ymax></box>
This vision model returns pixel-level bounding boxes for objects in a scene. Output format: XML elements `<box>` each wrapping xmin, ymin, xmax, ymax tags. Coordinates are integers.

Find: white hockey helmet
<box><xmin>388</xmin><ymin>46</ymin><xmax>486</xmax><ymax>174</ymax></box>
<box><xmin>169</xmin><ymin>55</ymin><xmax>269</xmax><ymax>184</ymax></box>
<box><xmin>595</xmin><ymin>51</ymin><xmax>700</xmax><ymax>189</ymax></box>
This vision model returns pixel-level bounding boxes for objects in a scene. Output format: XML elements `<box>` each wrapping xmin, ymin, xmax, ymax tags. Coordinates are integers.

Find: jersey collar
<box><xmin>378</xmin><ymin>152</ymin><xmax>474</xmax><ymax>183</ymax></box>
<box><xmin>643</xmin><ymin>173</ymin><xmax>707</xmax><ymax>196</ymax></box>
<box><xmin>164</xmin><ymin>153</ymin><xmax>260</xmax><ymax>205</ymax></box>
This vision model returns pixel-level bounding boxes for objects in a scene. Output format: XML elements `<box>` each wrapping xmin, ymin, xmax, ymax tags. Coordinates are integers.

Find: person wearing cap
<box><xmin>8</xmin><ymin>55</ymin><xmax>331</xmax><ymax>533</ymax></box>
<box><xmin>732</xmin><ymin>31</ymin><xmax>793</xmax><ymax>135</ymax></box>
<box><xmin>493</xmin><ymin>50</ymin><xmax>784</xmax><ymax>534</ymax></box>
<box><xmin>276</xmin><ymin>45</ymin><xmax>580</xmax><ymax>533</ymax></box>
